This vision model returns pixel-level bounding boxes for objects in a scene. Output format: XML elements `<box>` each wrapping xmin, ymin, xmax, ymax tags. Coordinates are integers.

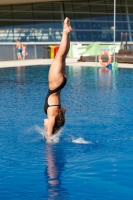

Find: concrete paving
<box><xmin>0</xmin><ymin>58</ymin><xmax>133</xmax><ymax>68</ymax></box>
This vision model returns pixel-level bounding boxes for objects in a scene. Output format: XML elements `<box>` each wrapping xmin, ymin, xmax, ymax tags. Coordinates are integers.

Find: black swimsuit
<box><xmin>44</xmin><ymin>76</ymin><xmax>67</xmax><ymax>115</ymax></box>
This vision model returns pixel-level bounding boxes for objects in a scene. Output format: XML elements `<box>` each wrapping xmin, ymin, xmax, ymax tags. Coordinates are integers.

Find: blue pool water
<box><xmin>0</xmin><ymin>65</ymin><xmax>133</xmax><ymax>200</ymax></box>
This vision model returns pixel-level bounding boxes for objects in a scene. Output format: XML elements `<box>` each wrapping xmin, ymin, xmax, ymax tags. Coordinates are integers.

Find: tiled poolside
<box><xmin>0</xmin><ymin>58</ymin><xmax>133</xmax><ymax>68</ymax></box>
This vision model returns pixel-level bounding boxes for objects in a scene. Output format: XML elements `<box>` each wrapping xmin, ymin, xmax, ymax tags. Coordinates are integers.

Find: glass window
<box><xmin>106</xmin><ymin>5</ymin><xmax>113</xmax><ymax>13</ymax></box>
<box><xmin>35</xmin><ymin>30</ymin><xmax>55</xmax><ymax>42</ymax></box>
<box><xmin>0</xmin><ymin>0</ymin><xmax>130</xmax><ymax>43</ymax></box>
<box><xmin>116</xmin><ymin>22</ymin><xmax>124</xmax><ymax>31</ymax></box>
<box><xmin>0</xmin><ymin>5</ymin><xmax>12</xmax><ymax>19</ymax></box>
<box><xmin>73</xmin><ymin>13</ymin><xmax>90</xmax><ymax>21</ymax></box>
<box><xmin>0</xmin><ymin>21</ymin><xmax>12</xmax><ymax>30</ymax></box>
<box><xmin>91</xmin><ymin>14</ymin><xmax>107</xmax><ymax>21</ymax></box>
<box><xmin>34</xmin><ymin>21</ymin><xmax>55</xmax><ymax>42</ymax></box>
<box><xmin>91</xmin><ymin>21</ymin><xmax>109</xmax><ymax>31</ymax></box>
<box><xmin>12</xmin><ymin>4</ymin><xmax>32</xmax><ymax>11</ymax></box>
<box><xmin>0</xmin><ymin>12</ymin><xmax>12</xmax><ymax>19</ymax></box>
<box><xmin>129</xmin><ymin>15</ymin><xmax>133</xmax><ymax>21</ymax></box>
<box><xmin>0</xmin><ymin>21</ymin><xmax>13</xmax><ymax>42</ymax></box>
<box><xmin>115</xmin><ymin>0</ymin><xmax>122</xmax><ymax>4</ymax></box>
<box><xmin>0</xmin><ymin>5</ymin><xmax>11</xmax><ymax>11</ymax></box>
<box><xmin>108</xmin><ymin>22</ymin><xmax>124</xmax><ymax>31</ymax></box>
<box><xmin>108</xmin><ymin>22</ymin><xmax>115</xmax><ymax>38</ymax></box>
<box><xmin>13</xmin><ymin>21</ymin><xmax>34</xmax><ymax>42</ymax></box>
<box><xmin>12</xmin><ymin>12</ymin><xmax>33</xmax><ymax>19</ymax></box>
<box><xmin>76</xmin><ymin>31</ymin><xmax>93</xmax><ymax>41</ymax></box>
<box><xmin>123</xmin><ymin>22</ymin><xmax>129</xmax><ymax>31</ymax></box>
<box><xmin>33</xmin><ymin>12</ymin><xmax>53</xmax><ymax>20</ymax></box>
<box><xmin>93</xmin><ymin>31</ymin><xmax>102</xmax><ymax>41</ymax></box>
<box><xmin>12</xmin><ymin>3</ymin><xmax>32</xmax><ymax>19</ymax></box>
<box><xmin>121</xmin><ymin>0</ymin><xmax>125</xmax><ymax>6</ymax></box>
<box><xmin>90</xmin><ymin>4</ymin><xmax>106</xmax><ymax>13</ymax></box>
<box><xmin>106</xmin><ymin>5</ymin><xmax>124</xmax><ymax>14</ymax></box>
<box><xmin>72</xmin><ymin>3</ymin><xmax>90</xmax><ymax>20</ymax></box>
<box><xmin>54</xmin><ymin>21</ymin><xmax>63</xmax><ymax>30</ymax></box>
<box><xmin>63</xmin><ymin>2</ymin><xmax>73</xmax><ymax>12</ymax></box>
<box><xmin>34</xmin><ymin>21</ymin><xmax>54</xmax><ymax>30</ymax></box>
<box><xmin>108</xmin><ymin>30</ymin><xmax>121</xmax><ymax>42</ymax></box>
<box><xmin>116</xmin><ymin>5</ymin><xmax>123</xmax><ymax>14</ymax></box>
<box><xmin>121</xmin><ymin>6</ymin><xmax>127</xmax><ymax>14</ymax></box>
<box><xmin>101</xmin><ymin>30</ymin><xmax>110</xmax><ymax>41</ymax></box>
<box><xmin>33</xmin><ymin>2</ymin><xmax>52</xmax><ymax>11</ymax></box>
<box><xmin>89</xmin><ymin>0</ymin><xmax>105</xmax><ymax>5</ymax></box>
<box><xmin>72</xmin><ymin>3</ymin><xmax>89</xmax><ymax>12</ymax></box>
<box><xmin>105</xmin><ymin>0</ymin><xmax>115</xmax><ymax>4</ymax></box>
<box><xmin>115</xmin><ymin>31</ymin><xmax>121</xmax><ymax>41</ymax></box>
<box><xmin>116</xmin><ymin>15</ymin><xmax>124</xmax><ymax>21</ymax></box>
<box><xmin>97</xmin><ymin>29</ymin><xmax>111</xmax><ymax>42</ymax></box>
<box><xmin>127</xmin><ymin>0</ymin><xmax>133</xmax><ymax>5</ymax></box>
<box><xmin>107</xmin><ymin>14</ymin><xmax>124</xmax><ymax>21</ymax></box>
<box><xmin>13</xmin><ymin>21</ymin><xmax>33</xmax><ymax>29</ymax></box>
<box><xmin>130</xmin><ymin>23</ymin><xmax>133</xmax><ymax>30</ymax></box>
<box><xmin>122</xmin><ymin>14</ymin><xmax>128</xmax><ymax>22</ymax></box>
<box><xmin>53</xmin><ymin>2</ymin><xmax>62</xmax><ymax>12</ymax></box>
<box><xmin>53</xmin><ymin>2</ymin><xmax>62</xmax><ymax>20</ymax></box>
<box><xmin>41</xmin><ymin>32</ymin><xmax>52</xmax><ymax>42</ymax></box>
<box><xmin>72</xmin><ymin>0</ymin><xmax>88</xmax><ymax>2</ymax></box>
<box><xmin>54</xmin><ymin>30</ymin><xmax>62</xmax><ymax>41</ymax></box>
<box><xmin>70</xmin><ymin>31</ymin><xmax>77</xmax><ymax>41</ymax></box>
<box><xmin>74</xmin><ymin>21</ymin><xmax>92</xmax><ymax>30</ymax></box>
<box><xmin>53</xmin><ymin>12</ymin><xmax>62</xmax><ymax>20</ymax></box>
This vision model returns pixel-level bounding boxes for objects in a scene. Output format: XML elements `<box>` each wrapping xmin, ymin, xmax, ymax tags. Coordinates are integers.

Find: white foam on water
<box><xmin>34</xmin><ymin>125</ymin><xmax>61</xmax><ymax>143</ymax></box>
<box><xmin>72</xmin><ymin>137</ymin><xmax>92</xmax><ymax>144</ymax></box>
<box><xmin>46</xmin><ymin>131</ymin><xmax>61</xmax><ymax>143</ymax></box>
<box><xmin>34</xmin><ymin>125</ymin><xmax>47</xmax><ymax>139</ymax></box>
<box><xmin>31</xmin><ymin>126</ymin><xmax>91</xmax><ymax>144</ymax></box>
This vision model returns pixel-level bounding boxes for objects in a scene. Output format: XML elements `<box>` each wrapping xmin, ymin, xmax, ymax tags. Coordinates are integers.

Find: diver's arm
<box><xmin>46</xmin><ymin>116</ymin><xmax>55</xmax><ymax>139</ymax></box>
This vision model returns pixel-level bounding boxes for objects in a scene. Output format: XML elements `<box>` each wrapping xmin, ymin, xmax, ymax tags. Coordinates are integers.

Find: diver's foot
<box><xmin>63</xmin><ymin>17</ymin><xmax>72</xmax><ymax>33</ymax></box>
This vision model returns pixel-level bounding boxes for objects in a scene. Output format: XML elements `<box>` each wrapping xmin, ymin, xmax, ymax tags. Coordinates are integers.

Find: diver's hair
<box><xmin>52</xmin><ymin>107</ymin><xmax>66</xmax><ymax>134</ymax></box>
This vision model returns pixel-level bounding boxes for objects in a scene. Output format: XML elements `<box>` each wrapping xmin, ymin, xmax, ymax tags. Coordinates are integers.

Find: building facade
<box><xmin>0</xmin><ymin>0</ymin><xmax>133</xmax><ymax>60</ymax></box>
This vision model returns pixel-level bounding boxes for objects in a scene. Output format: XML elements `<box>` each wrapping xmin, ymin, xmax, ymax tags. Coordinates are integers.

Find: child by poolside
<box><xmin>22</xmin><ymin>44</ymin><xmax>28</xmax><ymax>60</ymax></box>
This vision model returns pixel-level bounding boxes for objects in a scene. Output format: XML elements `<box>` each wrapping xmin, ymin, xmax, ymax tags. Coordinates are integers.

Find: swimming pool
<box><xmin>0</xmin><ymin>65</ymin><xmax>133</xmax><ymax>199</ymax></box>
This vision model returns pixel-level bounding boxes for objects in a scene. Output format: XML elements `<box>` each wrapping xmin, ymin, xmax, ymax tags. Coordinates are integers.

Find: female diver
<box><xmin>44</xmin><ymin>17</ymin><xmax>72</xmax><ymax>140</ymax></box>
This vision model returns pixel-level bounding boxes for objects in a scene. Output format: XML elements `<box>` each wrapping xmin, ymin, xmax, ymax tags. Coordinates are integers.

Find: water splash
<box><xmin>34</xmin><ymin>125</ymin><xmax>61</xmax><ymax>143</ymax></box>
<box><xmin>46</xmin><ymin>131</ymin><xmax>61</xmax><ymax>143</ymax></box>
<box><xmin>72</xmin><ymin>137</ymin><xmax>92</xmax><ymax>144</ymax></box>
<box><xmin>34</xmin><ymin>125</ymin><xmax>47</xmax><ymax>139</ymax></box>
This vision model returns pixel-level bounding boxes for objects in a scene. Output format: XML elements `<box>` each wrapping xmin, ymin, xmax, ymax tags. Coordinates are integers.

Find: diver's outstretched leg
<box><xmin>49</xmin><ymin>17</ymin><xmax>72</xmax><ymax>84</ymax></box>
<box><xmin>57</xmin><ymin>17</ymin><xmax>72</xmax><ymax>59</ymax></box>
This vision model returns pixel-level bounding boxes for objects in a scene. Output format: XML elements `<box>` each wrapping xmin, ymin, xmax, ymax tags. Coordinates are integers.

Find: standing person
<box><xmin>15</xmin><ymin>39</ymin><xmax>22</xmax><ymax>60</ymax></box>
<box><xmin>44</xmin><ymin>17</ymin><xmax>72</xmax><ymax>140</ymax></box>
<box><xmin>22</xmin><ymin>44</ymin><xmax>28</xmax><ymax>60</ymax></box>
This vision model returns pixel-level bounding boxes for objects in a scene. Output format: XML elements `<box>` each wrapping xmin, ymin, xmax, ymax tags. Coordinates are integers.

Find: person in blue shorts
<box><xmin>15</xmin><ymin>39</ymin><xmax>22</xmax><ymax>60</ymax></box>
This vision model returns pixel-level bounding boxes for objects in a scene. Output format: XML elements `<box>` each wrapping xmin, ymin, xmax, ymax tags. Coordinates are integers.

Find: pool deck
<box><xmin>0</xmin><ymin>58</ymin><xmax>132</xmax><ymax>68</ymax></box>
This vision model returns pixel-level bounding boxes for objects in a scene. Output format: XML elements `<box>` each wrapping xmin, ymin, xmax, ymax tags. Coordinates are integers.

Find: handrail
<box><xmin>121</xmin><ymin>32</ymin><xmax>133</xmax><ymax>50</ymax></box>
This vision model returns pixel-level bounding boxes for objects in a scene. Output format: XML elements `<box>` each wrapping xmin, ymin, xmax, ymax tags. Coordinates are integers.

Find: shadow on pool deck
<box><xmin>0</xmin><ymin>58</ymin><xmax>132</xmax><ymax>68</ymax></box>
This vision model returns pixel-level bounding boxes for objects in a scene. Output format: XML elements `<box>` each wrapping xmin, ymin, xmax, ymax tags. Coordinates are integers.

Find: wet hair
<box><xmin>52</xmin><ymin>107</ymin><xmax>66</xmax><ymax>134</ymax></box>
